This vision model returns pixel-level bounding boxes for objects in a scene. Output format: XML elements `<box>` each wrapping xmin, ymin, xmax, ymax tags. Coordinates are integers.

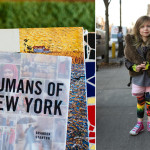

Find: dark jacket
<box><xmin>124</xmin><ymin>34</ymin><xmax>150</xmax><ymax>77</ymax></box>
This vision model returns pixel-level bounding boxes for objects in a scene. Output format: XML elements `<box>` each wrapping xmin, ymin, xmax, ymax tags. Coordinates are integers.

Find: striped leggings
<box><xmin>137</xmin><ymin>93</ymin><xmax>150</xmax><ymax>118</ymax></box>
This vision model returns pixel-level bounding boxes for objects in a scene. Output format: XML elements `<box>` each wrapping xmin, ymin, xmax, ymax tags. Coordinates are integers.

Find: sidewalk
<box><xmin>96</xmin><ymin>60</ymin><xmax>150</xmax><ymax>150</ymax></box>
<box><xmin>96</xmin><ymin>50</ymin><xmax>124</xmax><ymax>71</ymax></box>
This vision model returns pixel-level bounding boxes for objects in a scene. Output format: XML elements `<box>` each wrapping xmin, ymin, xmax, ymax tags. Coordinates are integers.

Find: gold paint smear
<box><xmin>19</xmin><ymin>27</ymin><xmax>84</xmax><ymax>64</ymax></box>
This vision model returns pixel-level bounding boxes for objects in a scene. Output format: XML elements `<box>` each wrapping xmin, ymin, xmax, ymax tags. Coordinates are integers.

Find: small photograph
<box><xmin>0</xmin><ymin>115</ymin><xmax>7</xmax><ymax>126</ymax></box>
<box><xmin>0</xmin><ymin>64</ymin><xmax>20</xmax><ymax>84</ymax></box>
<box><xmin>21</xmin><ymin>54</ymin><xmax>58</xmax><ymax>79</ymax></box>
<box><xmin>33</xmin><ymin>54</ymin><xmax>58</xmax><ymax>65</ymax></box>
<box><xmin>6</xmin><ymin>116</ymin><xmax>17</xmax><ymax>127</ymax></box>
<box><xmin>0</xmin><ymin>115</ymin><xmax>16</xmax><ymax>127</ymax></box>
<box><xmin>57</xmin><ymin>57</ymin><xmax>71</xmax><ymax>79</ymax></box>
<box><xmin>16</xmin><ymin>116</ymin><xmax>53</xmax><ymax>150</ymax></box>
<box><xmin>0</xmin><ymin>52</ymin><xmax>20</xmax><ymax>64</ymax></box>
<box><xmin>20</xmin><ymin>54</ymin><xmax>35</xmax><ymax>78</ymax></box>
<box><xmin>2</xmin><ymin>127</ymin><xmax>16</xmax><ymax>150</ymax></box>
<box><xmin>0</xmin><ymin>64</ymin><xmax>20</xmax><ymax>105</ymax></box>
<box><xmin>16</xmin><ymin>117</ymin><xmax>38</xmax><ymax>150</ymax></box>
<box><xmin>32</xmin><ymin>54</ymin><xmax>57</xmax><ymax>79</ymax></box>
<box><xmin>34</xmin><ymin>64</ymin><xmax>56</xmax><ymax>79</ymax></box>
<box><xmin>11</xmin><ymin>53</ymin><xmax>21</xmax><ymax>65</ymax></box>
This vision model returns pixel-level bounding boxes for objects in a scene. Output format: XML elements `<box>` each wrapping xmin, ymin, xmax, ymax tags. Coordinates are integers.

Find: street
<box><xmin>96</xmin><ymin>63</ymin><xmax>150</xmax><ymax>150</ymax></box>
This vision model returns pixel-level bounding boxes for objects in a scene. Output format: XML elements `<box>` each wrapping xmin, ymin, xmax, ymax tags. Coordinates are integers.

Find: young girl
<box><xmin>124</xmin><ymin>15</ymin><xmax>150</xmax><ymax>135</ymax></box>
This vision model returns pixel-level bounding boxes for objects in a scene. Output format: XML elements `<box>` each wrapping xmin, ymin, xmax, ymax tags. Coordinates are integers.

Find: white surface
<box><xmin>0</xmin><ymin>29</ymin><xmax>20</xmax><ymax>52</ymax></box>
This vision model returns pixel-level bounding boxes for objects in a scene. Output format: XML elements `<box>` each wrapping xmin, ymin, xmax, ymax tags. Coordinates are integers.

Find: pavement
<box><xmin>96</xmin><ymin>57</ymin><xmax>150</xmax><ymax>150</ymax></box>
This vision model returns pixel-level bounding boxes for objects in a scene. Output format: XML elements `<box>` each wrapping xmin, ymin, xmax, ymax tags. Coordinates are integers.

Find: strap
<box><xmin>127</xmin><ymin>77</ymin><xmax>132</xmax><ymax>87</ymax></box>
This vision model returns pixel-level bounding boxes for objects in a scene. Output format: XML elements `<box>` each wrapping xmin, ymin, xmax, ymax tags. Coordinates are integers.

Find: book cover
<box><xmin>0</xmin><ymin>52</ymin><xmax>72</xmax><ymax>150</ymax></box>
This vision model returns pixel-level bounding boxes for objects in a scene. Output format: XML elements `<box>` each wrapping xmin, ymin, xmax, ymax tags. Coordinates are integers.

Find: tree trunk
<box><xmin>104</xmin><ymin>5</ymin><xmax>109</xmax><ymax>63</ymax></box>
<box><xmin>117</xmin><ymin>0</ymin><xmax>124</xmax><ymax>58</ymax></box>
<box><xmin>103</xmin><ymin>0</ymin><xmax>111</xmax><ymax>63</ymax></box>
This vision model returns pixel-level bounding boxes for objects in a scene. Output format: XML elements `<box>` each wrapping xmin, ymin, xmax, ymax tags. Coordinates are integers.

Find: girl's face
<box><xmin>139</xmin><ymin>21</ymin><xmax>150</xmax><ymax>41</ymax></box>
<box><xmin>4</xmin><ymin>69</ymin><xmax>14</xmax><ymax>79</ymax></box>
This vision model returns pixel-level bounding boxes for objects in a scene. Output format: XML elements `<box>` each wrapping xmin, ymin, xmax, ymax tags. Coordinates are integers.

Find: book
<box><xmin>0</xmin><ymin>52</ymin><xmax>72</xmax><ymax>150</ymax></box>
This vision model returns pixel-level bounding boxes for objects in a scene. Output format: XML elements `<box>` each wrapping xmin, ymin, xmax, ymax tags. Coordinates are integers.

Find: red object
<box><xmin>89</xmin><ymin>139</ymin><xmax>95</xmax><ymax>144</ymax></box>
<box><xmin>33</xmin><ymin>46</ymin><xmax>45</xmax><ymax>49</ymax></box>
<box><xmin>89</xmin><ymin>125</ymin><xmax>94</xmax><ymax>131</ymax></box>
<box><xmin>89</xmin><ymin>132</ymin><xmax>95</xmax><ymax>137</ymax></box>
<box><xmin>88</xmin><ymin>105</ymin><xmax>95</xmax><ymax>126</ymax></box>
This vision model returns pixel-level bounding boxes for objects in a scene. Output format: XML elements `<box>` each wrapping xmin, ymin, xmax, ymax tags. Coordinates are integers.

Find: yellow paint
<box><xmin>88</xmin><ymin>97</ymin><xmax>95</xmax><ymax>104</ymax></box>
<box><xmin>19</xmin><ymin>27</ymin><xmax>84</xmax><ymax>64</ymax></box>
<box><xmin>112</xmin><ymin>42</ymin><xmax>116</xmax><ymax>58</ymax></box>
<box><xmin>89</xmin><ymin>144</ymin><xmax>95</xmax><ymax>150</ymax></box>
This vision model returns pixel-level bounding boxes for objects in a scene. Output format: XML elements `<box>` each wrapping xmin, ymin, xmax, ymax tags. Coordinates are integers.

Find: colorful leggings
<box><xmin>137</xmin><ymin>93</ymin><xmax>150</xmax><ymax>118</ymax></box>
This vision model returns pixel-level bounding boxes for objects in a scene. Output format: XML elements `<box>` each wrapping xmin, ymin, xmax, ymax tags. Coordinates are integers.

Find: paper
<box><xmin>0</xmin><ymin>29</ymin><xmax>20</xmax><ymax>52</ymax></box>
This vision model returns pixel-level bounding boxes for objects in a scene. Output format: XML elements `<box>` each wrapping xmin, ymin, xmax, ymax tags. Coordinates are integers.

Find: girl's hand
<box><xmin>136</xmin><ymin>64</ymin><xmax>145</xmax><ymax>72</ymax></box>
<box><xmin>140</xmin><ymin>63</ymin><xmax>146</xmax><ymax>70</ymax></box>
<box><xmin>136</xmin><ymin>65</ymin><xmax>142</xmax><ymax>72</ymax></box>
<box><xmin>142</xmin><ymin>62</ymin><xmax>150</xmax><ymax>70</ymax></box>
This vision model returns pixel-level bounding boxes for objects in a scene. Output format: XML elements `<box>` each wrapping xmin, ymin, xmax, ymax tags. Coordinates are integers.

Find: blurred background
<box><xmin>0</xmin><ymin>0</ymin><xmax>95</xmax><ymax>32</ymax></box>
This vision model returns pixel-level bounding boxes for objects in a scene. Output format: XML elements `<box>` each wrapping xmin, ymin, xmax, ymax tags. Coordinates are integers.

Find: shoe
<box><xmin>147</xmin><ymin>121</ymin><xmax>150</xmax><ymax>131</ymax></box>
<box><xmin>129</xmin><ymin>122</ymin><xmax>144</xmax><ymax>135</ymax></box>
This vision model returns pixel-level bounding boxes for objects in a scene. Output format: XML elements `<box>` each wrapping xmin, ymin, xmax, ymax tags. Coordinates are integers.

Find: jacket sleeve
<box><xmin>125</xmin><ymin>58</ymin><xmax>134</xmax><ymax>71</ymax></box>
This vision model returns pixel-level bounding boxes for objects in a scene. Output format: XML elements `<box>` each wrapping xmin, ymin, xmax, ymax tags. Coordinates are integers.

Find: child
<box><xmin>124</xmin><ymin>15</ymin><xmax>150</xmax><ymax>135</ymax></box>
<box><xmin>3</xmin><ymin>64</ymin><xmax>18</xmax><ymax>81</ymax></box>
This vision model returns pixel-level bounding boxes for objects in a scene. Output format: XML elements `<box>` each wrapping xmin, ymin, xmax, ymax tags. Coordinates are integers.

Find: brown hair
<box><xmin>132</xmin><ymin>15</ymin><xmax>150</xmax><ymax>48</ymax></box>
